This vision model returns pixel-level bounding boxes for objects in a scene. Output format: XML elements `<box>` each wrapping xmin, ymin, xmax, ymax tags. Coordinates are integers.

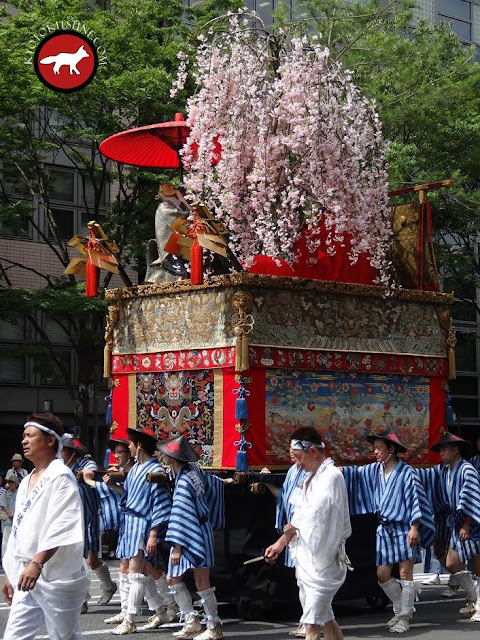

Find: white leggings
<box><xmin>3</xmin><ymin>591</ymin><xmax>84</xmax><ymax>640</ymax></box>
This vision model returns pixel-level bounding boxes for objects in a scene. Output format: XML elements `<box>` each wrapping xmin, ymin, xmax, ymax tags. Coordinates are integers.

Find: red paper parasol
<box><xmin>99</xmin><ymin>113</ymin><xmax>220</xmax><ymax>180</ymax></box>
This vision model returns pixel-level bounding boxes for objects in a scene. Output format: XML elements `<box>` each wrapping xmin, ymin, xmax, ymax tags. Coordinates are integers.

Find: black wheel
<box><xmin>235</xmin><ymin>597</ymin><xmax>263</xmax><ymax>620</ymax></box>
<box><xmin>366</xmin><ymin>591</ymin><xmax>389</xmax><ymax>610</ymax></box>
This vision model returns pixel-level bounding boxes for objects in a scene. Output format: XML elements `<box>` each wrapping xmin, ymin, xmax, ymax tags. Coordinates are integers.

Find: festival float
<box><xmin>93</xmin><ymin>12</ymin><xmax>456</xmax><ymax>614</ymax></box>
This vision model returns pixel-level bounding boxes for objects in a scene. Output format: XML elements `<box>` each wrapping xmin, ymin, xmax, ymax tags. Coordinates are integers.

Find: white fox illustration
<box><xmin>39</xmin><ymin>45</ymin><xmax>90</xmax><ymax>75</ymax></box>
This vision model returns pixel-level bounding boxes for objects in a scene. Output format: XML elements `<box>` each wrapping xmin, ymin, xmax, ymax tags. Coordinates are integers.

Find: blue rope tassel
<box><xmin>446</xmin><ymin>393</ymin><xmax>455</xmax><ymax>427</ymax></box>
<box><xmin>233</xmin><ymin>378</ymin><xmax>252</xmax><ymax>471</ymax></box>
<box><xmin>105</xmin><ymin>391</ymin><xmax>113</xmax><ymax>425</ymax></box>
<box><xmin>233</xmin><ymin>384</ymin><xmax>250</xmax><ymax>419</ymax></box>
<box><xmin>234</xmin><ymin>431</ymin><xmax>252</xmax><ymax>472</ymax></box>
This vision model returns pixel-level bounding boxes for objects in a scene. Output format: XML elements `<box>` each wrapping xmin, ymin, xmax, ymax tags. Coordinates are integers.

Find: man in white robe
<box><xmin>2</xmin><ymin>412</ymin><xmax>90</xmax><ymax>640</ymax></box>
<box><xmin>265</xmin><ymin>426</ymin><xmax>351</xmax><ymax>640</ymax></box>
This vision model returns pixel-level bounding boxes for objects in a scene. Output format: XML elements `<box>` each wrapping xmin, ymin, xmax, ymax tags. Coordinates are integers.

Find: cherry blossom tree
<box><xmin>173</xmin><ymin>11</ymin><xmax>392</xmax><ymax>284</ymax></box>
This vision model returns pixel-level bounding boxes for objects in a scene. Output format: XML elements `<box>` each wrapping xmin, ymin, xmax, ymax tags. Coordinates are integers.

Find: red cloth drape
<box><xmin>292</xmin><ymin>226</ymin><xmax>378</xmax><ymax>284</ymax></box>
<box><xmin>428</xmin><ymin>376</ymin><xmax>447</xmax><ymax>463</ymax></box>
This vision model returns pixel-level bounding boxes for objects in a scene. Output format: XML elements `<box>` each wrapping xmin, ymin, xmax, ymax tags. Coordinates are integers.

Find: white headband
<box><xmin>24</xmin><ymin>421</ymin><xmax>66</xmax><ymax>459</ymax></box>
<box><xmin>291</xmin><ymin>439</ymin><xmax>325</xmax><ymax>451</ymax></box>
<box><xmin>24</xmin><ymin>421</ymin><xmax>61</xmax><ymax>440</ymax></box>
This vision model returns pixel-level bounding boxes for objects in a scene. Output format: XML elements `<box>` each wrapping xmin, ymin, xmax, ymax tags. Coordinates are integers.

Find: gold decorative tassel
<box><xmin>447</xmin><ymin>322</ymin><xmax>457</xmax><ymax>380</ymax></box>
<box><xmin>234</xmin><ymin>328</ymin><xmax>250</xmax><ymax>372</ymax></box>
<box><xmin>104</xmin><ymin>304</ymin><xmax>119</xmax><ymax>379</ymax></box>
<box><xmin>241</xmin><ymin>331</ymin><xmax>250</xmax><ymax>371</ymax></box>
<box><xmin>231</xmin><ymin>292</ymin><xmax>254</xmax><ymax>373</ymax></box>
<box><xmin>104</xmin><ymin>345</ymin><xmax>112</xmax><ymax>379</ymax></box>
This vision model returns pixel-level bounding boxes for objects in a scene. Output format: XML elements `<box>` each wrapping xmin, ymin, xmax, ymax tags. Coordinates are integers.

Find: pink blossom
<box><xmin>176</xmin><ymin>12</ymin><xmax>391</xmax><ymax>284</ymax></box>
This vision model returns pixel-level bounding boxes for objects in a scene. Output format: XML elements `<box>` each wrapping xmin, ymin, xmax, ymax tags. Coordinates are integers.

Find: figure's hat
<box><xmin>11</xmin><ymin>453</ymin><xmax>23</xmax><ymax>462</ymax></box>
<box><xmin>157</xmin><ymin>435</ymin><xmax>200</xmax><ymax>462</ymax></box>
<box><xmin>365</xmin><ymin>429</ymin><xmax>407</xmax><ymax>454</ymax></box>
<box><xmin>108</xmin><ymin>437</ymin><xmax>130</xmax><ymax>450</ymax></box>
<box><xmin>126</xmin><ymin>426</ymin><xmax>158</xmax><ymax>442</ymax></box>
<box><xmin>62</xmin><ymin>437</ymin><xmax>88</xmax><ymax>454</ymax></box>
<box><xmin>430</xmin><ymin>431</ymin><xmax>471</xmax><ymax>454</ymax></box>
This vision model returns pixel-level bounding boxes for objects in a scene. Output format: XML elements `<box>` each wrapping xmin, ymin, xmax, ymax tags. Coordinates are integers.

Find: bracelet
<box><xmin>30</xmin><ymin>560</ymin><xmax>43</xmax><ymax>570</ymax></box>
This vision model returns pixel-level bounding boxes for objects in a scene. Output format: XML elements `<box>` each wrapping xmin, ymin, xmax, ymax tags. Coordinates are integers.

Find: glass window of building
<box><xmin>437</xmin><ymin>0</ymin><xmax>472</xmax><ymax>41</ymax></box>
<box><xmin>45</xmin><ymin>166</ymin><xmax>108</xmax><ymax>243</ymax></box>
<box><xmin>0</xmin><ymin>166</ymin><xmax>32</xmax><ymax>238</ymax></box>
<box><xmin>0</xmin><ymin>351</ymin><xmax>27</xmax><ymax>383</ymax></box>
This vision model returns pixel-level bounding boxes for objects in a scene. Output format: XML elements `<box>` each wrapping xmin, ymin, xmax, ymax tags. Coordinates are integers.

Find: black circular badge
<box><xmin>34</xmin><ymin>30</ymin><xmax>98</xmax><ymax>93</ymax></box>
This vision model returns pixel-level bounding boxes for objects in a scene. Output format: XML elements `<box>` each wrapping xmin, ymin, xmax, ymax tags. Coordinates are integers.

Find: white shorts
<box><xmin>295</xmin><ymin>545</ymin><xmax>347</xmax><ymax>626</ymax></box>
<box><xmin>3</xmin><ymin>590</ymin><xmax>84</xmax><ymax>640</ymax></box>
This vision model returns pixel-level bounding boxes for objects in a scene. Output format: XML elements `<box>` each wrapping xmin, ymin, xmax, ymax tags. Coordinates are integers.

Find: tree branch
<box><xmin>0</xmin><ymin>258</ymin><xmax>55</xmax><ymax>286</ymax></box>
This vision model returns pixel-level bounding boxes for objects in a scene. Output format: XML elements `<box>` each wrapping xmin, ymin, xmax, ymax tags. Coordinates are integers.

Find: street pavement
<box><xmin>1</xmin><ymin>564</ymin><xmax>480</xmax><ymax>639</ymax></box>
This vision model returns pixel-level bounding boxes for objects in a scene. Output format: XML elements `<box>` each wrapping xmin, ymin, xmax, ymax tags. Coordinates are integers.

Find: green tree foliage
<box><xmin>0</xmin><ymin>0</ymin><xmax>237</xmax><ymax>440</ymax></box>
<box><xmin>290</xmin><ymin>0</ymin><xmax>480</xmax><ymax>309</ymax></box>
<box><xmin>2</xmin><ymin>0</ymin><xmax>480</xmax><ymax>441</ymax></box>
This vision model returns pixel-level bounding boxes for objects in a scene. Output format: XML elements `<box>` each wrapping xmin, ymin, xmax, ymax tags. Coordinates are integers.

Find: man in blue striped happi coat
<box><xmin>82</xmin><ymin>438</ymin><xmax>141</xmax><ymax>626</ymax></box>
<box><xmin>158</xmin><ymin>435</ymin><xmax>225</xmax><ymax>640</ymax></box>
<box><xmin>469</xmin><ymin>433</ymin><xmax>480</xmax><ymax>471</ymax></box>
<box><xmin>62</xmin><ymin>437</ymin><xmax>117</xmax><ymax>613</ymax></box>
<box><xmin>425</xmin><ymin>432</ymin><xmax>480</xmax><ymax>622</ymax></box>
<box><xmin>342</xmin><ymin>429</ymin><xmax>435</xmax><ymax>634</ymax></box>
<box><xmin>111</xmin><ymin>427</ymin><xmax>172</xmax><ymax>635</ymax></box>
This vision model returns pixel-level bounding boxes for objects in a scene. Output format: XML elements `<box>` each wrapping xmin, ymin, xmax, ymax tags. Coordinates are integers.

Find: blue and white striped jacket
<box><xmin>343</xmin><ymin>460</ymin><xmax>435</xmax><ymax>566</ymax></box>
<box><xmin>116</xmin><ymin>457</ymin><xmax>171</xmax><ymax>559</ymax></box>
<box><xmin>275</xmin><ymin>464</ymin><xmax>306</xmax><ymax>568</ymax></box>
<box><xmin>72</xmin><ymin>457</ymin><xmax>100</xmax><ymax>556</ymax></box>
<box><xmin>166</xmin><ymin>463</ymin><xmax>224</xmax><ymax>569</ymax></box>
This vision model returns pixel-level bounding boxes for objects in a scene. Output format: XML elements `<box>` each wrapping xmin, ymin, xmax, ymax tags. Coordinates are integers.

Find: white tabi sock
<box><xmin>119</xmin><ymin>572</ymin><xmax>130</xmax><ymax>611</ymax></box>
<box><xmin>379</xmin><ymin>578</ymin><xmax>402</xmax><ymax>614</ymax></box>
<box><xmin>126</xmin><ymin>572</ymin><xmax>147</xmax><ymax>617</ymax></box>
<box><xmin>475</xmin><ymin>577</ymin><xmax>480</xmax><ymax>614</ymax></box>
<box><xmin>170</xmin><ymin>581</ymin><xmax>195</xmax><ymax>617</ymax></box>
<box><xmin>156</xmin><ymin>574</ymin><xmax>176</xmax><ymax>607</ymax></box>
<box><xmin>144</xmin><ymin>575</ymin><xmax>164</xmax><ymax>612</ymax></box>
<box><xmin>94</xmin><ymin>561</ymin><xmax>115</xmax><ymax>589</ymax></box>
<box><xmin>399</xmin><ymin>580</ymin><xmax>415</xmax><ymax>618</ymax></box>
<box><xmin>454</xmin><ymin>570</ymin><xmax>477</xmax><ymax>602</ymax></box>
<box><xmin>197</xmin><ymin>587</ymin><xmax>221</xmax><ymax>629</ymax></box>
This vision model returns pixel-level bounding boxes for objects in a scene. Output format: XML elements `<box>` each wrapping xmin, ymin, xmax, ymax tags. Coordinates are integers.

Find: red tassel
<box><xmin>85</xmin><ymin>259</ymin><xmax>99</xmax><ymax>297</ymax></box>
<box><xmin>190</xmin><ymin>239</ymin><xmax>203</xmax><ymax>285</ymax></box>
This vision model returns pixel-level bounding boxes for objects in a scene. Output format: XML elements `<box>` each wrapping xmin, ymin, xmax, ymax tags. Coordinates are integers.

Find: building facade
<box><xmin>1</xmin><ymin>0</ymin><xmax>480</xmax><ymax>467</ymax></box>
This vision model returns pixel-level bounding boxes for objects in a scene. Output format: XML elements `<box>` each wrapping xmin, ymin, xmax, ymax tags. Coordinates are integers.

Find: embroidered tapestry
<box><xmin>265</xmin><ymin>369</ymin><xmax>431</xmax><ymax>466</ymax></box>
<box><xmin>136</xmin><ymin>370</ymin><xmax>216</xmax><ymax>467</ymax></box>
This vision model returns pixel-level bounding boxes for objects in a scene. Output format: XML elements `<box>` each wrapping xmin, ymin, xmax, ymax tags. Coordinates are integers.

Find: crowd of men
<box><xmin>0</xmin><ymin>414</ymin><xmax>224</xmax><ymax>640</ymax></box>
<box><xmin>2</xmin><ymin>412</ymin><xmax>480</xmax><ymax>640</ymax></box>
<box><xmin>266</xmin><ymin>427</ymin><xmax>480</xmax><ymax>640</ymax></box>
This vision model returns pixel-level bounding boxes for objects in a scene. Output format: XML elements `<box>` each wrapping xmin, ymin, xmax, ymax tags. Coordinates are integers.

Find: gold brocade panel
<box><xmin>110</xmin><ymin>278</ymin><xmax>449</xmax><ymax>358</ymax></box>
<box><xmin>390</xmin><ymin>203</ymin><xmax>439</xmax><ymax>290</ymax></box>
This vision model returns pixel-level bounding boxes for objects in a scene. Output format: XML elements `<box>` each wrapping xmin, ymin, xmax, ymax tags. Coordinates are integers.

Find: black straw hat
<box><xmin>126</xmin><ymin>427</ymin><xmax>158</xmax><ymax>442</ymax></box>
<box><xmin>62</xmin><ymin>437</ymin><xmax>88</xmax><ymax>454</ymax></box>
<box><xmin>108</xmin><ymin>437</ymin><xmax>130</xmax><ymax>451</ymax></box>
<box><xmin>157</xmin><ymin>435</ymin><xmax>199</xmax><ymax>462</ymax></box>
<box><xmin>365</xmin><ymin>429</ymin><xmax>407</xmax><ymax>454</ymax></box>
<box><xmin>430</xmin><ymin>432</ymin><xmax>471</xmax><ymax>454</ymax></box>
